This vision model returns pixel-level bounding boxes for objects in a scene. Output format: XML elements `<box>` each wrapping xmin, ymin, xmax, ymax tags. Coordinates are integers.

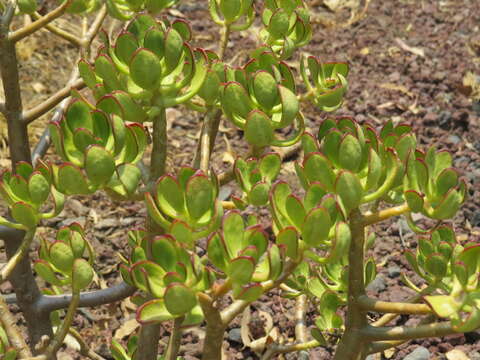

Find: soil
<box><xmin>1</xmin><ymin>0</ymin><xmax>480</xmax><ymax>359</ymax></box>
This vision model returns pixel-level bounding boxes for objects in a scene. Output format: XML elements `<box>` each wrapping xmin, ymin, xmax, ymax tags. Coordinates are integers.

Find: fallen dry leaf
<box><xmin>446</xmin><ymin>349</ymin><xmax>470</xmax><ymax>360</ymax></box>
<box><xmin>395</xmin><ymin>38</ymin><xmax>425</xmax><ymax>57</ymax></box>
<box><xmin>114</xmin><ymin>318</ymin><xmax>140</xmax><ymax>340</ymax></box>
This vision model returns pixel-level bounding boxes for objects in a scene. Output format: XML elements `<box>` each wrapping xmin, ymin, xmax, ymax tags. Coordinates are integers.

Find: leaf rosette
<box><xmin>300</xmin><ymin>56</ymin><xmax>349</xmax><ymax>111</ymax></box>
<box><xmin>78</xmin><ymin>15</ymin><xmax>208</xmax><ymax>112</ymax></box>
<box><xmin>0</xmin><ymin>160</ymin><xmax>65</xmax><ymax>230</ymax></box>
<box><xmin>220</xmin><ymin>52</ymin><xmax>304</xmax><ymax>147</ymax></box>
<box><xmin>49</xmin><ymin>100</ymin><xmax>147</xmax><ymax>198</ymax></box>
<box><xmin>145</xmin><ymin>167</ymin><xmax>223</xmax><ymax>240</ymax></box>
<box><xmin>260</xmin><ymin>0</ymin><xmax>312</xmax><ymax>59</ymax></box>
<box><xmin>35</xmin><ymin>223</ymin><xmax>95</xmax><ymax>292</ymax></box>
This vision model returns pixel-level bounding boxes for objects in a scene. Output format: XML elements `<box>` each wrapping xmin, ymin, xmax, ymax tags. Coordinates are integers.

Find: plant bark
<box><xmin>332</xmin><ymin>209</ymin><xmax>369</xmax><ymax>360</ymax></box>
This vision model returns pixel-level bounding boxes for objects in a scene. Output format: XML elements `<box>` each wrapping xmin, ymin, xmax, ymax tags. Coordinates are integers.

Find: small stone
<box><xmin>366</xmin><ymin>274</ymin><xmax>386</xmax><ymax>293</ymax></box>
<box><xmin>59</xmin><ymin>216</ymin><xmax>86</xmax><ymax>228</ymax></box>
<box><xmin>67</xmin><ymin>198</ymin><xmax>88</xmax><ymax>215</ymax></box>
<box><xmin>94</xmin><ymin>218</ymin><xmax>118</xmax><ymax>230</ymax></box>
<box><xmin>387</xmin><ymin>265</ymin><xmax>401</xmax><ymax>278</ymax></box>
<box><xmin>446</xmin><ymin>349</ymin><xmax>469</xmax><ymax>360</ymax></box>
<box><xmin>468</xmin><ymin>351</ymin><xmax>480</xmax><ymax>360</ymax></box>
<box><xmin>447</xmin><ymin>134</ymin><xmax>461</xmax><ymax>145</ymax></box>
<box><xmin>403</xmin><ymin>346</ymin><xmax>430</xmax><ymax>360</ymax></box>
<box><xmin>227</xmin><ymin>328</ymin><xmax>242</xmax><ymax>343</ymax></box>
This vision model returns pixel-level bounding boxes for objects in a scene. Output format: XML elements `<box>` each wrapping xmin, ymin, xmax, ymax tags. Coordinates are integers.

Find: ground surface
<box><xmin>1</xmin><ymin>0</ymin><xmax>480</xmax><ymax>359</ymax></box>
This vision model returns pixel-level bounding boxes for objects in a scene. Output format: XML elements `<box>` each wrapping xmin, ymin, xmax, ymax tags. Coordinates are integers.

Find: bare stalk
<box><xmin>31</xmin><ymin>12</ymin><xmax>82</xmax><ymax>47</ymax></box>
<box><xmin>9</xmin><ymin>0</ymin><xmax>72</xmax><ymax>43</ymax></box>
<box><xmin>198</xmin><ymin>293</ymin><xmax>226</xmax><ymax>360</ymax></box>
<box><xmin>149</xmin><ymin>107</ymin><xmax>168</xmax><ymax>183</ymax></box>
<box><xmin>22</xmin><ymin>78</ymin><xmax>85</xmax><ymax>124</ymax></box>
<box><xmin>0</xmin><ymin>229</ymin><xmax>35</xmax><ymax>283</ymax></box>
<box><xmin>0</xmin><ymin>295</ymin><xmax>31</xmax><ymax>357</ymax></box>
<box><xmin>42</xmin><ymin>293</ymin><xmax>80</xmax><ymax>359</ymax></box>
<box><xmin>164</xmin><ymin>316</ymin><xmax>184</xmax><ymax>360</ymax></box>
<box><xmin>362</xmin><ymin>203</ymin><xmax>410</xmax><ymax>226</ymax></box>
<box><xmin>361</xmin><ymin>322</ymin><xmax>456</xmax><ymax>341</ymax></box>
<box><xmin>357</xmin><ymin>295</ymin><xmax>432</xmax><ymax>315</ymax></box>
<box><xmin>332</xmin><ymin>209</ymin><xmax>368</xmax><ymax>360</ymax></box>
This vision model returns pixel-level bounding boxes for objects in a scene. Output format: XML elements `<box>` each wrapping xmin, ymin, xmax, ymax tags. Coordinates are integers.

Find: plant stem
<box><xmin>357</xmin><ymin>295</ymin><xmax>432</xmax><ymax>315</ymax></box>
<box><xmin>149</xmin><ymin>107</ymin><xmax>168</xmax><ymax>184</ymax></box>
<box><xmin>218</xmin><ymin>24</ymin><xmax>231</xmax><ymax>61</ymax></box>
<box><xmin>164</xmin><ymin>316</ymin><xmax>184</xmax><ymax>360</ymax></box>
<box><xmin>294</xmin><ymin>294</ymin><xmax>309</xmax><ymax>360</ymax></box>
<box><xmin>0</xmin><ymin>229</ymin><xmax>35</xmax><ymax>283</ymax></box>
<box><xmin>332</xmin><ymin>209</ymin><xmax>368</xmax><ymax>360</ymax></box>
<box><xmin>198</xmin><ymin>293</ymin><xmax>225</xmax><ymax>360</ymax></box>
<box><xmin>362</xmin><ymin>203</ymin><xmax>410</xmax><ymax>226</ymax></box>
<box><xmin>135</xmin><ymin>323</ymin><xmax>161</xmax><ymax>360</ymax></box>
<box><xmin>68</xmin><ymin>328</ymin><xmax>106</xmax><ymax>360</ymax></box>
<box><xmin>43</xmin><ymin>293</ymin><xmax>80</xmax><ymax>359</ymax></box>
<box><xmin>361</xmin><ymin>322</ymin><xmax>456</xmax><ymax>341</ymax></box>
<box><xmin>0</xmin><ymin>294</ymin><xmax>31</xmax><ymax>357</ymax></box>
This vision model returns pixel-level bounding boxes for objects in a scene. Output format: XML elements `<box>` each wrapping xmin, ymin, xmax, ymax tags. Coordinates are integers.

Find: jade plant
<box><xmin>0</xmin><ymin>0</ymin><xmax>475</xmax><ymax>359</ymax></box>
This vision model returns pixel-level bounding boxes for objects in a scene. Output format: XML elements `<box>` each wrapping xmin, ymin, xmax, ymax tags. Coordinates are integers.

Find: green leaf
<box><xmin>222</xmin><ymin>82</ymin><xmax>252</xmax><ymax>119</ymax></box>
<box><xmin>164</xmin><ymin>28</ymin><xmax>184</xmax><ymax>73</ymax></box>
<box><xmin>157</xmin><ymin>175</ymin><xmax>184</xmax><ymax>217</ymax></box>
<box><xmin>11</xmin><ymin>202</ymin><xmax>37</xmax><ymax>228</ymax></box>
<box><xmin>151</xmin><ymin>235</ymin><xmax>177</xmax><ymax>272</ymax></box>
<box><xmin>34</xmin><ymin>260</ymin><xmax>63</xmax><ymax>286</ymax></box>
<box><xmin>17</xmin><ymin>0</ymin><xmax>37</xmax><ymax>14</ymax></box>
<box><xmin>335</xmin><ymin>171</ymin><xmax>363</xmax><ymax>213</ymax></box>
<box><xmin>285</xmin><ymin>194</ymin><xmax>305</xmax><ymax>229</ymax></box>
<box><xmin>129</xmin><ymin>49</ymin><xmax>161</xmax><ymax>90</ymax></box>
<box><xmin>302</xmin><ymin>206</ymin><xmax>331</xmax><ymax>247</ymax></box>
<box><xmin>219</xmin><ymin>0</ymin><xmax>242</xmax><ymax>22</ymax></box>
<box><xmin>144</xmin><ymin>27</ymin><xmax>165</xmax><ymax>58</ymax></box>
<box><xmin>253</xmin><ymin>71</ymin><xmax>278</xmax><ymax>110</ymax></box>
<box><xmin>425</xmin><ymin>253</ymin><xmax>447</xmax><ymax>278</ymax></box>
<box><xmin>424</xmin><ymin>295</ymin><xmax>462</xmax><ymax>318</ymax></box>
<box><xmin>268</xmin><ymin>8</ymin><xmax>290</xmax><ymax>38</ymax></box>
<box><xmin>233</xmin><ymin>283</ymin><xmax>263</xmax><ymax>301</ymax></box>
<box><xmin>115</xmin><ymin>31</ymin><xmax>138</xmax><ymax>64</ymax></box>
<box><xmin>276</xmin><ymin>226</ymin><xmax>298</xmax><ymax>259</ymax></box>
<box><xmin>303</xmin><ymin>153</ymin><xmax>335</xmax><ymax>191</ymax></box>
<box><xmin>207</xmin><ymin>233</ymin><xmax>229</xmax><ymax>270</ymax></box>
<box><xmin>72</xmin><ymin>258</ymin><xmax>94</xmax><ymax>292</ymax></box>
<box><xmin>170</xmin><ymin>221</ymin><xmax>193</xmax><ymax>248</ymax></box>
<box><xmin>404</xmin><ymin>190</ymin><xmax>424</xmax><ymax>213</ymax></box>
<box><xmin>327</xmin><ymin>222</ymin><xmax>351</xmax><ymax>263</ymax></box>
<box><xmin>85</xmin><ymin>145</ymin><xmax>116</xmax><ymax>185</ymax></box>
<box><xmin>49</xmin><ymin>241</ymin><xmax>74</xmax><ymax>273</ymax></box>
<box><xmin>116</xmin><ymin>164</ymin><xmax>142</xmax><ymax>195</ymax></box>
<box><xmin>338</xmin><ymin>134</ymin><xmax>362</xmax><ymax>172</ymax></box>
<box><xmin>223</xmin><ymin>211</ymin><xmax>245</xmax><ymax>258</ymax></box>
<box><xmin>248</xmin><ymin>182</ymin><xmax>269</xmax><ymax>206</ymax></box>
<box><xmin>245</xmin><ymin>110</ymin><xmax>274</xmax><ymax>147</ymax></box>
<box><xmin>137</xmin><ymin>299</ymin><xmax>175</xmax><ymax>324</ymax></box>
<box><xmin>185</xmin><ymin>173</ymin><xmax>214</xmax><ymax>220</ymax></box>
<box><xmin>431</xmin><ymin>188</ymin><xmax>463</xmax><ymax>220</ymax></box>
<box><xmin>228</xmin><ymin>256</ymin><xmax>255</xmax><ymax>284</ymax></box>
<box><xmin>164</xmin><ymin>283</ymin><xmax>197</xmax><ymax>315</ymax></box>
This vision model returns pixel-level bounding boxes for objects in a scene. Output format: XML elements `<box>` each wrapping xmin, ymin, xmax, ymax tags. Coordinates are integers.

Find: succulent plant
<box><xmin>35</xmin><ymin>223</ymin><xmax>95</xmax><ymax>292</ymax></box>
<box><xmin>145</xmin><ymin>167</ymin><xmax>223</xmax><ymax>240</ymax></box>
<box><xmin>260</xmin><ymin>0</ymin><xmax>312</xmax><ymax>59</ymax></box>
<box><xmin>49</xmin><ymin>99</ymin><xmax>147</xmax><ymax>198</ymax></box>
<box><xmin>209</xmin><ymin>0</ymin><xmax>255</xmax><ymax>30</ymax></box>
<box><xmin>220</xmin><ymin>52</ymin><xmax>305</xmax><ymax>147</ymax></box>
<box><xmin>79</xmin><ymin>14</ymin><xmax>207</xmax><ymax>110</ymax></box>
<box><xmin>0</xmin><ymin>160</ymin><xmax>65</xmax><ymax>229</ymax></box>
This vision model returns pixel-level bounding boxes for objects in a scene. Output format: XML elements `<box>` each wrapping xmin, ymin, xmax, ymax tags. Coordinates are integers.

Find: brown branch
<box><xmin>22</xmin><ymin>78</ymin><xmax>84</xmax><ymax>124</ymax></box>
<box><xmin>9</xmin><ymin>0</ymin><xmax>72</xmax><ymax>43</ymax></box>
<box><xmin>0</xmin><ymin>230</ymin><xmax>35</xmax><ymax>283</ymax></box>
<box><xmin>0</xmin><ymin>295</ymin><xmax>31</xmax><ymax>357</ymax></box>
<box><xmin>198</xmin><ymin>293</ymin><xmax>225</xmax><ymax>360</ymax></box>
<box><xmin>81</xmin><ymin>5</ymin><xmax>107</xmax><ymax>57</ymax></box>
<box><xmin>261</xmin><ymin>340</ymin><xmax>321</xmax><ymax>359</ymax></box>
<box><xmin>68</xmin><ymin>328</ymin><xmax>106</xmax><ymax>360</ymax></box>
<box><xmin>0</xmin><ymin>0</ymin><xmax>17</xmax><ymax>30</ymax></box>
<box><xmin>361</xmin><ymin>322</ymin><xmax>456</xmax><ymax>341</ymax></box>
<box><xmin>31</xmin><ymin>12</ymin><xmax>82</xmax><ymax>47</ymax></box>
<box><xmin>358</xmin><ymin>295</ymin><xmax>432</xmax><ymax>315</ymax></box>
<box><xmin>221</xmin><ymin>259</ymin><xmax>299</xmax><ymax>325</ymax></box>
<box><xmin>164</xmin><ymin>316</ymin><xmax>184</xmax><ymax>360</ymax></box>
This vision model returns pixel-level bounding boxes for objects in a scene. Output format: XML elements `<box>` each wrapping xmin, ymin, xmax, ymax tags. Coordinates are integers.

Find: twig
<box><xmin>358</xmin><ymin>295</ymin><xmax>432</xmax><ymax>315</ymax></box>
<box><xmin>22</xmin><ymin>78</ymin><xmax>84</xmax><ymax>124</ymax></box>
<box><xmin>42</xmin><ymin>293</ymin><xmax>80</xmax><ymax>359</ymax></box>
<box><xmin>362</xmin><ymin>203</ymin><xmax>410</xmax><ymax>226</ymax></box>
<box><xmin>9</xmin><ymin>0</ymin><xmax>72</xmax><ymax>43</ymax></box>
<box><xmin>0</xmin><ymin>295</ymin><xmax>31</xmax><ymax>357</ymax></box>
<box><xmin>81</xmin><ymin>5</ymin><xmax>107</xmax><ymax>57</ymax></box>
<box><xmin>294</xmin><ymin>294</ymin><xmax>309</xmax><ymax>360</ymax></box>
<box><xmin>361</xmin><ymin>322</ymin><xmax>456</xmax><ymax>341</ymax></box>
<box><xmin>0</xmin><ymin>229</ymin><xmax>35</xmax><ymax>283</ymax></box>
<box><xmin>261</xmin><ymin>340</ymin><xmax>321</xmax><ymax>359</ymax></box>
<box><xmin>0</xmin><ymin>0</ymin><xmax>17</xmax><ymax>31</ymax></box>
<box><xmin>164</xmin><ymin>316</ymin><xmax>184</xmax><ymax>360</ymax></box>
<box><xmin>68</xmin><ymin>328</ymin><xmax>106</xmax><ymax>360</ymax></box>
<box><xmin>31</xmin><ymin>12</ymin><xmax>82</xmax><ymax>47</ymax></box>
